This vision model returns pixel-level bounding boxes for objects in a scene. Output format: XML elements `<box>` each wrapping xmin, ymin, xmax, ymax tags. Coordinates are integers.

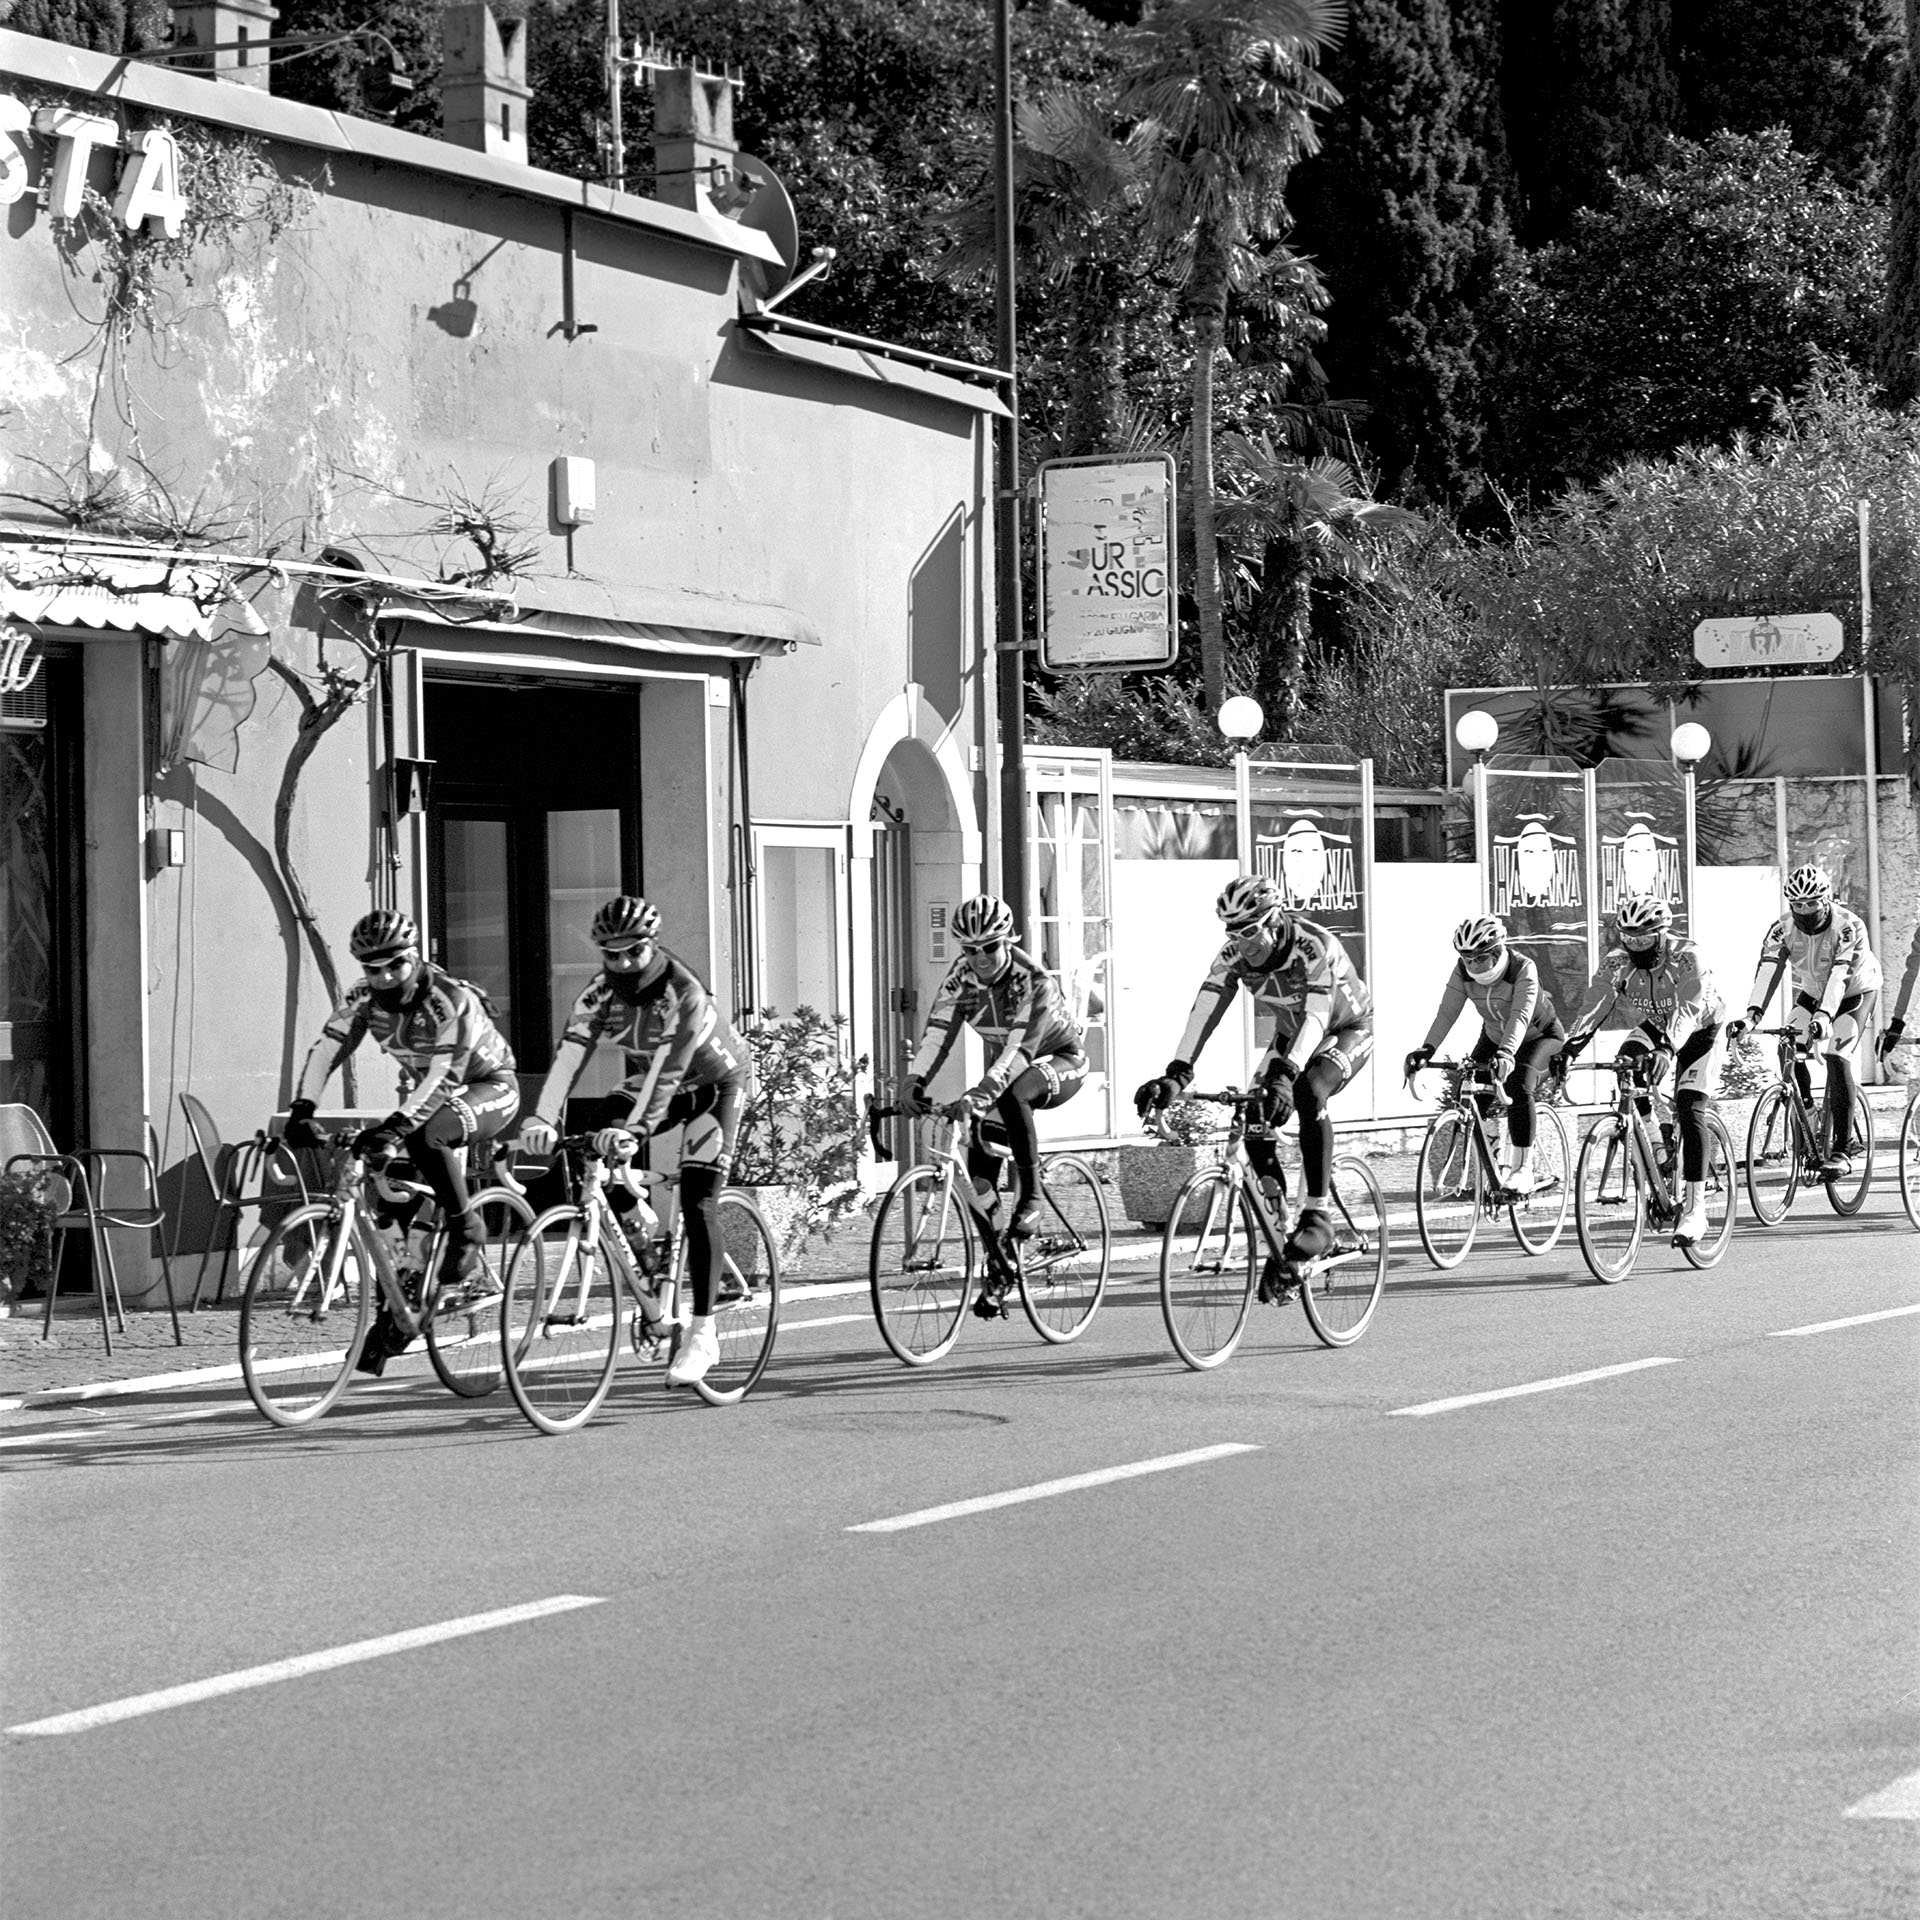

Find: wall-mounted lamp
<box><xmin>551</xmin><ymin>455</ymin><xmax>597</xmax><ymax>529</ymax></box>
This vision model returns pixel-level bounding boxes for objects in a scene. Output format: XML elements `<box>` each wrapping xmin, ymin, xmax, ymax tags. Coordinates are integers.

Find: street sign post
<box><xmin>1692</xmin><ymin>611</ymin><xmax>1843</xmax><ymax>670</ymax></box>
<box><xmin>1036</xmin><ymin>453</ymin><xmax>1177</xmax><ymax>673</ymax></box>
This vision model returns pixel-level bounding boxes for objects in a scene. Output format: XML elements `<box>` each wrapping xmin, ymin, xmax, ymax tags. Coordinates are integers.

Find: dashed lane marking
<box><xmin>1386</xmin><ymin>1357</ymin><xmax>1682</xmax><ymax>1419</ymax></box>
<box><xmin>848</xmin><ymin>1443</ymin><xmax>1261</xmax><ymax>1533</ymax></box>
<box><xmin>1845</xmin><ymin>1765</ymin><xmax>1920</xmax><ymax>1819</ymax></box>
<box><xmin>1769</xmin><ymin>1303</ymin><xmax>1920</xmax><ymax>1339</ymax></box>
<box><xmin>6</xmin><ymin>1595</ymin><xmax>607</xmax><ymax>1736</ymax></box>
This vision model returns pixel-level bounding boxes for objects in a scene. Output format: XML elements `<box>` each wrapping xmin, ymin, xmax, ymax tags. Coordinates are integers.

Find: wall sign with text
<box><xmin>1036</xmin><ymin>454</ymin><xmax>1178</xmax><ymax>673</ymax></box>
<box><xmin>0</xmin><ymin>95</ymin><xmax>189</xmax><ymax>237</ymax></box>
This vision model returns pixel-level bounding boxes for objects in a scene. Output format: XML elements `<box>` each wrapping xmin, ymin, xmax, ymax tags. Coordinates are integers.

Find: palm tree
<box><xmin>1215</xmin><ymin>432</ymin><xmax>1421</xmax><ymax>734</ymax></box>
<box><xmin>938</xmin><ymin>92</ymin><xmax>1150</xmax><ymax>455</ymax></box>
<box><xmin>1121</xmin><ymin>0</ymin><xmax>1347</xmax><ymax>710</ymax></box>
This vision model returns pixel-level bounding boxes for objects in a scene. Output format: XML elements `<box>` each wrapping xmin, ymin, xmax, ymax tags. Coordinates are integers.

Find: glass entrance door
<box><xmin>0</xmin><ymin>652</ymin><xmax>81</xmax><ymax>1142</ymax></box>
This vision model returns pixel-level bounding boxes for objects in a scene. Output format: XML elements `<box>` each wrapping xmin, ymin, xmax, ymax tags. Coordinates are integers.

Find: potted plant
<box><xmin>730</xmin><ymin>1007</ymin><xmax>869</xmax><ymax>1264</ymax></box>
<box><xmin>1117</xmin><ymin>1097</ymin><xmax>1227</xmax><ymax>1229</ymax></box>
<box><xmin>0</xmin><ymin>1167</ymin><xmax>57</xmax><ymax>1315</ymax></box>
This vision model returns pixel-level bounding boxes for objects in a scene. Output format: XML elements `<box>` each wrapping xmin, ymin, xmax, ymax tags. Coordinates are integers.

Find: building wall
<box><xmin>0</xmin><ymin>39</ymin><xmax>994</xmax><ymax>1292</ymax></box>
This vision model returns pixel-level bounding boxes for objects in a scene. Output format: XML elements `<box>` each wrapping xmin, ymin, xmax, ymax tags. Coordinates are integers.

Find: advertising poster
<box><xmin>1594</xmin><ymin>762</ymin><xmax>1689</xmax><ymax>944</ymax></box>
<box><xmin>1251</xmin><ymin>799</ymin><xmax>1366</xmax><ymax>1054</ymax></box>
<box><xmin>1483</xmin><ymin>771</ymin><xmax>1590</xmax><ymax>1030</ymax></box>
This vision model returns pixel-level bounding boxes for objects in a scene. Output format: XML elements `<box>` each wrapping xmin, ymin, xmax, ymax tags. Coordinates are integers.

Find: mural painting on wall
<box><xmin>1252</xmin><ymin>804</ymin><xmax>1367</xmax><ymax>1052</ymax></box>
<box><xmin>1485</xmin><ymin>774</ymin><xmax>1590</xmax><ymax>1027</ymax></box>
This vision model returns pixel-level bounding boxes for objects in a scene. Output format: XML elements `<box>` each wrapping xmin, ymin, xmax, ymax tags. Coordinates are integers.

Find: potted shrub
<box><xmin>0</xmin><ymin>1167</ymin><xmax>57</xmax><ymax>1315</ymax></box>
<box><xmin>730</xmin><ymin>1007</ymin><xmax>869</xmax><ymax>1264</ymax></box>
<box><xmin>1117</xmin><ymin>1098</ymin><xmax>1227</xmax><ymax>1229</ymax></box>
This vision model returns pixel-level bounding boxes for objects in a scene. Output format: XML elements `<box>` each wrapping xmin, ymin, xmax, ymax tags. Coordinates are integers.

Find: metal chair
<box><xmin>0</xmin><ymin>1103</ymin><xmax>181</xmax><ymax>1353</ymax></box>
<box><xmin>173</xmin><ymin>1092</ymin><xmax>309</xmax><ymax>1308</ymax></box>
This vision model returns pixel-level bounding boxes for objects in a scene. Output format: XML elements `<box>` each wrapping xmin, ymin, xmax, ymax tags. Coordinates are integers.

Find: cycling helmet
<box><xmin>590</xmin><ymin>895</ymin><xmax>661</xmax><ymax>946</ymax></box>
<box><xmin>1783</xmin><ymin>864</ymin><xmax>1833</xmax><ymax>907</ymax></box>
<box><xmin>1615</xmin><ymin>893</ymin><xmax>1673</xmax><ymax>938</ymax></box>
<box><xmin>951</xmin><ymin>894</ymin><xmax>1016</xmax><ymax>949</ymax></box>
<box><xmin>1216</xmin><ymin>874</ymin><xmax>1284</xmax><ymax>933</ymax></box>
<box><xmin>1451</xmin><ymin>914</ymin><xmax>1506</xmax><ymax>957</ymax></box>
<box><xmin>348</xmin><ymin>908</ymin><xmax>418</xmax><ymax>960</ymax></box>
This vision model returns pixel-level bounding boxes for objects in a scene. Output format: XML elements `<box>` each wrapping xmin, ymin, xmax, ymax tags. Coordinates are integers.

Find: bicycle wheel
<box><xmin>1300</xmin><ymin>1154</ymin><xmax>1388</xmax><ymax>1347</ymax></box>
<box><xmin>1509</xmin><ymin>1106</ymin><xmax>1571</xmax><ymax>1255</ymax></box>
<box><xmin>1744</xmin><ymin>1084</ymin><xmax>1801</xmax><ymax>1226</ymax></box>
<box><xmin>500</xmin><ymin>1206</ymin><xmax>623</xmax><ymax>1435</ymax></box>
<box><xmin>1821</xmin><ymin>1085</ymin><xmax>1875</xmax><ymax>1217</ymax></box>
<box><xmin>690</xmin><ymin>1192</ymin><xmax>781</xmax><ymax>1406</ymax></box>
<box><xmin>1899</xmin><ymin>1089</ymin><xmax>1920</xmax><ymax>1231</ymax></box>
<box><xmin>239</xmin><ymin>1203</ymin><xmax>372</xmax><ymax>1427</ymax></box>
<box><xmin>1414</xmin><ymin>1111</ymin><xmax>1481</xmax><ymax>1269</ymax></box>
<box><xmin>1679</xmin><ymin>1113</ymin><xmax>1738</xmax><ymax>1269</ymax></box>
<box><xmin>1158</xmin><ymin>1167</ymin><xmax>1258</xmax><ymax>1370</ymax></box>
<box><xmin>1575</xmin><ymin>1122</ymin><xmax>1645</xmax><ymax>1282</ymax></box>
<box><xmin>1016</xmin><ymin>1153</ymin><xmax>1111</xmax><ymax>1345</ymax></box>
<box><xmin>869</xmin><ymin>1166</ymin><xmax>974</xmax><ymax>1366</ymax></box>
<box><xmin>425</xmin><ymin>1186</ymin><xmax>531</xmax><ymax>1399</ymax></box>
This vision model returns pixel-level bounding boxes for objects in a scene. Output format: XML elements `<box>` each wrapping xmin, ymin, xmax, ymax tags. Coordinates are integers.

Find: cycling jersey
<box><xmin>1750</xmin><ymin>903</ymin><xmax>1882</xmax><ymax>1016</ymax></box>
<box><xmin>297</xmin><ymin>966</ymin><xmax>515</xmax><ymax>1127</ymax></box>
<box><xmin>1173</xmin><ymin>916</ymin><xmax>1371</xmax><ymax>1077</ymax></box>
<box><xmin>1421</xmin><ymin>950</ymin><xmax>1560</xmax><ymax>1056</ymax></box>
<box><xmin>1890</xmin><ymin>919</ymin><xmax>1920</xmax><ymax>1027</ymax></box>
<box><xmin>908</xmin><ymin>947</ymin><xmax>1088</xmax><ymax>1104</ymax></box>
<box><xmin>1566</xmin><ymin>938</ymin><xmax>1724</xmax><ymax>1049</ymax></box>
<box><xmin>532</xmin><ymin>950</ymin><xmax>749</xmax><ymax>1136</ymax></box>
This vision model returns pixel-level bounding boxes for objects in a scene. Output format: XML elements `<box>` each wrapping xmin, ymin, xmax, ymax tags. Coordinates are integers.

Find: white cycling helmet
<box><xmin>1615</xmin><ymin>893</ymin><xmax>1673</xmax><ymax>939</ymax></box>
<box><xmin>1217</xmin><ymin>874</ymin><xmax>1284</xmax><ymax>934</ymax></box>
<box><xmin>1451</xmin><ymin>914</ymin><xmax>1506</xmax><ymax>957</ymax></box>
<box><xmin>951</xmin><ymin>894</ymin><xmax>1016</xmax><ymax>949</ymax></box>
<box><xmin>1784</xmin><ymin>864</ymin><xmax>1833</xmax><ymax>907</ymax></box>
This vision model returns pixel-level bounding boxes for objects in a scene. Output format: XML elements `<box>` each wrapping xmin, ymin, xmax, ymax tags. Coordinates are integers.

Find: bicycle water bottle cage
<box><xmin>975</xmin><ymin>1118</ymin><xmax>1014</xmax><ymax>1160</ymax></box>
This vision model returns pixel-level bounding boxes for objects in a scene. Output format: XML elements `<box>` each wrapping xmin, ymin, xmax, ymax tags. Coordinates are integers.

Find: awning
<box><xmin>391</xmin><ymin>574</ymin><xmax>820</xmax><ymax>660</ymax></box>
<box><xmin>0</xmin><ymin>548</ymin><xmax>244</xmax><ymax>639</ymax></box>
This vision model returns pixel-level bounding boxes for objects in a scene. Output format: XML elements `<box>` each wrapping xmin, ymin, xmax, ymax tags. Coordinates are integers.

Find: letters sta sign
<box><xmin>0</xmin><ymin>93</ymin><xmax>189</xmax><ymax>237</ymax></box>
<box><xmin>1037</xmin><ymin>454</ymin><xmax>1178</xmax><ymax>673</ymax></box>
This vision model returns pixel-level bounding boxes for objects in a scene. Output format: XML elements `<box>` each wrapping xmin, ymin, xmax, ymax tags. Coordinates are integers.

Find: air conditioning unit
<box><xmin>0</xmin><ymin>674</ymin><xmax>46</xmax><ymax>732</ymax></box>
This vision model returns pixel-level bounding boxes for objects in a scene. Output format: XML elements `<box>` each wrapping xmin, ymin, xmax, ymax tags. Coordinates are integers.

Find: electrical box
<box><xmin>551</xmin><ymin>455</ymin><xmax>596</xmax><ymax>527</ymax></box>
<box><xmin>929</xmin><ymin>900</ymin><xmax>952</xmax><ymax>966</ymax></box>
<box><xmin>146</xmin><ymin>826</ymin><xmax>185</xmax><ymax>873</ymax></box>
<box><xmin>388</xmin><ymin>756</ymin><xmax>435</xmax><ymax>816</ymax></box>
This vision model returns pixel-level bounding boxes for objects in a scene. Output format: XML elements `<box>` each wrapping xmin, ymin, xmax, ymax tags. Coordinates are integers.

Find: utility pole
<box><xmin>604</xmin><ymin>0</ymin><xmax>626</xmax><ymax>189</ymax></box>
<box><xmin>991</xmin><ymin>0</ymin><xmax>1026</xmax><ymax>921</ymax></box>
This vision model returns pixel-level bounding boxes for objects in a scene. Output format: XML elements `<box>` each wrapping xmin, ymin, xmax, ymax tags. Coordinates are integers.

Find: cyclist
<box><xmin>1556</xmin><ymin>893</ymin><xmax>1725</xmax><ymax>1245</ymax></box>
<box><xmin>904</xmin><ymin>896</ymin><xmax>1087</xmax><ymax>1308</ymax></box>
<box><xmin>1404</xmin><ymin>913</ymin><xmax>1565</xmax><ymax>1195</ymax></box>
<box><xmin>284</xmin><ymin>908</ymin><xmax>518</xmax><ymax>1372</ymax></box>
<box><xmin>518</xmin><ymin>896</ymin><xmax>751</xmax><ymax>1390</ymax></box>
<box><xmin>1726</xmin><ymin>864</ymin><xmax>1881</xmax><ymax>1175</ymax></box>
<box><xmin>1878</xmin><ymin>915</ymin><xmax>1920</xmax><ymax>1063</ymax></box>
<box><xmin>1136</xmin><ymin>874</ymin><xmax>1373</xmax><ymax>1275</ymax></box>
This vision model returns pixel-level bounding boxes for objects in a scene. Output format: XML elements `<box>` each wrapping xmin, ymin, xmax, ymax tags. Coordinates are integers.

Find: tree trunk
<box><xmin>1187</xmin><ymin>222</ymin><xmax>1235</xmax><ymax>712</ymax></box>
<box><xmin>1255</xmin><ymin>541</ymin><xmax>1313</xmax><ymax>738</ymax></box>
<box><xmin>267</xmin><ymin>658</ymin><xmax>363</xmax><ymax>1100</ymax></box>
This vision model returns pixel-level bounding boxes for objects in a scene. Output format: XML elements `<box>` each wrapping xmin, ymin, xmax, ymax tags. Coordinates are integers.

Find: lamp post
<box><xmin>1220</xmin><ymin>696</ymin><xmax>1263</xmax><ymax>877</ymax></box>
<box><xmin>1671</xmin><ymin>720</ymin><xmax>1710</xmax><ymax>948</ymax></box>
<box><xmin>1455</xmin><ymin>709</ymin><xmax>1498</xmax><ymax>912</ymax></box>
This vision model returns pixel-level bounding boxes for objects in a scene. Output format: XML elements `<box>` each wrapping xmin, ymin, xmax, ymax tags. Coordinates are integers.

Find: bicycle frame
<box><xmin>1425</xmin><ymin>1063</ymin><xmax>1513</xmax><ymax>1199</ymax></box>
<box><xmin>538</xmin><ymin>1147</ymin><xmax>686</xmax><ymax>1342</ymax></box>
<box><xmin>1586</xmin><ymin>1065</ymin><xmax>1680</xmax><ymax>1220</ymax></box>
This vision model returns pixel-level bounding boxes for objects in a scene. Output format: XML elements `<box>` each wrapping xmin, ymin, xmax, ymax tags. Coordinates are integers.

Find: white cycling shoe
<box><xmin>1502</xmin><ymin>1160</ymin><xmax>1537</xmax><ymax>1196</ymax></box>
<box><xmin>1672</xmin><ymin>1197</ymin><xmax>1709</xmax><ymax>1245</ymax></box>
<box><xmin>666</xmin><ymin>1317</ymin><xmax>720</xmax><ymax>1387</ymax></box>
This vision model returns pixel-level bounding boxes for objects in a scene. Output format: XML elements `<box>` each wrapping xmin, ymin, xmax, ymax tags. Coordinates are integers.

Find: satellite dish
<box><xmin>733</xmin><ymin>152</ymin><xmax>799</xmax><ymax>297</ymax></box>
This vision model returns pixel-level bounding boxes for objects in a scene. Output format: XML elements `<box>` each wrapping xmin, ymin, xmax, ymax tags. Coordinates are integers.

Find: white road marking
<box><xmin>1769</xmin><ymin>1303</ymin><xmax>1920</xmax><ymax>1338</ymax></box>
<box><xmin>1845</xmin><ymin>1765</ymin><xmax>1920</xmax><ymax>1819</ymax></box>
<box><xmin>1387</xmin><ymin>1357</ymin><xmax>1682</xmax><ymax>1418</ymax></box>
<box><xmin>848</xmin><ymin>1443</ymin><xmax>1261</xmax><ymax>1533</ymax></box>
<box><xmin>6</xmin><ymin>1595</ymin><xmax>606</xmax><ymax>1736</ymax></box>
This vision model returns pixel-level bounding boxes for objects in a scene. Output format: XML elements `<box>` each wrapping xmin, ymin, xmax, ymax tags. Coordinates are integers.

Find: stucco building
<box><xmin>0</xmin><ymin>9</ymin><xmax>1006</xmax><ymax>1292</ymax></box>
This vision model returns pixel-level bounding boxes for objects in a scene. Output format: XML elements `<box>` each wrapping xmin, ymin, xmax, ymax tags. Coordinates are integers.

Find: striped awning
<box><xmin>0</xmin><ymin>548</ymin><xmax>242</xmax><ymax>639</ymax></box>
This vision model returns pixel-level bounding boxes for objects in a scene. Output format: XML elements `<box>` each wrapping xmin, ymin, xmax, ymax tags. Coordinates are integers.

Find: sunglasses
<box><xmin>599</xmin><ymin>941</ymin><xmax>652</xmax><ymax>970</ymax></box>
<box><xmin>362</xmin><ymin>951</ymin><xmax>415</xmax><ymax>983</ymax></box>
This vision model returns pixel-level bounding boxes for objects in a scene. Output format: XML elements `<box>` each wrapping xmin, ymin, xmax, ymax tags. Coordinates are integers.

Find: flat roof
<box><xmin>0</xmin><ymin>26</ymin><xmax>782</xmax><ymax>266</ymax></box>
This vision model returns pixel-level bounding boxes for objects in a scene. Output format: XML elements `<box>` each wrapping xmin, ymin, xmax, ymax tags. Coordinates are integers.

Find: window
<box><xmin>753</xmin><ymin>826</ymin><xmax>849</xmax><ymax>1036</ymax></box>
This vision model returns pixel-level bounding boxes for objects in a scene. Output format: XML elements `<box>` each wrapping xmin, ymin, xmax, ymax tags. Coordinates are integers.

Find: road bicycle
<box><xmin>1742</xmin><ymin>1027</ymin><xmax>1876</xmax><ymax>1224</ymax></box>
<box><xmin>499</xmin><ymin>1138</ymin><xmax>780</xmax><ymax>1433</ymax></box>
<box><xmin>865</xmin><ymin>1096</ymin><xmax>1111</xmax><ymax>1365</ymax></box>
<box><xmin>1155</xmin><ymin>1089</ymin><xmax>1388</xmax><ymax>1369</ymax></box>
<box><xmin>239</xmin><ymin>1134</ymin><xmax>534</xmax><ymax>1427</ymax></box>
<box><xmin>1572</xmin><ymin>1057</ymin><xmax>1736</xmax><ymax>1282</ymax></box>
<box><xmin>1897</xmin><ymin>1075</ymin><xmax>1919</xmax><ymax>1231</ymax></box>
<box><xmin>1408</xmin><ymin>1058</ymin><xmax>1571</xmax><ymax>1267</ymax></box>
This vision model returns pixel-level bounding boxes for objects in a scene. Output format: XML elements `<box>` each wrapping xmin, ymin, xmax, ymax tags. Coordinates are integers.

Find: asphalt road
<box><xmin>3</xmin><ymin>1187</ymin><xmax>1916</xmax><ymax>1919</ymax></box>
